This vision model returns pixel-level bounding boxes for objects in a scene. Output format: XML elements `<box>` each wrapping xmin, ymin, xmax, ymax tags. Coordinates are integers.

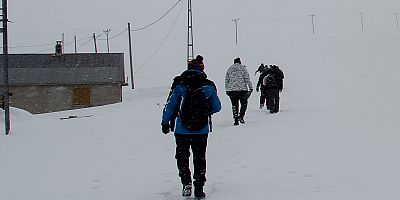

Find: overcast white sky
<box><xmin>8</xmin><ymin>0</ymin><xmax>400</xmax><ymax>51</ymax></box>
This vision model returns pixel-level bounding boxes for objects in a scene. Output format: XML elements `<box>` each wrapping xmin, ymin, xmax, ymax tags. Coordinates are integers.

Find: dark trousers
<box><xmin>266</xmin><ymin>89</ymin><xmax>280</xmax><ymax>113</ymax></box>
<box><xmin>260</xmin><ymin>92</ymin><xmax>267</xmax><ymax>107</ymax></box>
<box><xmin>226</xmin><ymin>91</ymin><xmax>249</xmax><ymax>119</ymax></box>
<box><xmin>175</xmin><ymin>133</ymin><xmax>208</xmax><ymax>188</ymax></box>
<box><xmin>259</xmin><ymin>86</ymin><xmax>267</xmax><ymax>107</ymax></box>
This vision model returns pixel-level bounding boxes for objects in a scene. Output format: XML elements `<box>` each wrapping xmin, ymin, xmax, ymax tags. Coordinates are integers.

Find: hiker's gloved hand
<box><xmin>245</xmin><ymin>91</ymin><xmax>252</xmax><ymax>99</ymax></box>
<box><xmin>256</xmin><ymin>87</ymin><xmax>259</xmax><ymax>92</ymax></box>
<box><xmin>161</xmin><ymin>122</ymin><xmax>170</xmax><ymax>134</ymax></box>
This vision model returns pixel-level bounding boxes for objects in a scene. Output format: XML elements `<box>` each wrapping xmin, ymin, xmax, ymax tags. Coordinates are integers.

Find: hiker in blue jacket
<box><xmin>161</xmin><ymin>55</ymin><xmax>221</xmax><ymax>199</ymax></box>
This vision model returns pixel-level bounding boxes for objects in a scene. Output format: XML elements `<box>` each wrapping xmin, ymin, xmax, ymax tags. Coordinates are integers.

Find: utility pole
<box><xmin>61</xmin><ymin>33</ymin><xmax>65</xmax><ymax>54</ymax></box>
<box><xmin>128</xmin><ymin>23</ymin><xmax>134</xmax><ymax>89</ymax></box>
<box><xmin>74</xmin><ymin>35</ymin><xmax>77</xmax><ymax>53</ymax></box>
<box><xmin>103</xmin><ymin>29</ymin><xmax>111</xmax><ymax>53</ymax></box>
<box><xmin>395</xmin><ymin>13</ymin><xmax>399</xmax><ymax>29</ymax></box>
<box><xmin>187</xmin><ymin>0</ymin><xmax>194</xmax><ymax>63</ymax></box>
<box><xmin>360</xmin><ymin>12</ymin><xmax>364</xmax><ymax>31</ymax></box>
<box><xmin>232</xmin><ymin>18</ymin><xmax>239</xmax><ymax>45</ymax></box>
<box><xmin>93</xmin><ymin>33</ymin><xmax>98</xmax><ymax>53</ymax></box>
<box><xmin>309</xmin><ymin>14</ymin><xmax>316</xmax><ymax>35</ymax></box>
<box><xmin>1</xmin><ymin>0</ymin><xmax>10</xmax><ymax>135</ymax></box>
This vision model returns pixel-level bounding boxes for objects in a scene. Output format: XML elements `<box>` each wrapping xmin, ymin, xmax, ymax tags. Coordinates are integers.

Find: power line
<box><xmin>98</xmin><ymin>28</ymin><xmax>127</xmax><ymax>40</ymax></box>
<box><xmin>16</xmin><ymin>28</ymin><xmax>126</xmax><ymax>53</ymax></box>
<box><xmin>135</xmin><ymin>0</ymin><xmax>184</xmax><ymax>73</ymax></box>
<box><xmin>6</xmin><ymin>43</ymin><xmax>54</xmax><ymax>49</ymax></box>
<box><xmin>132</xmin><ymin>0</ymin><xmax>182</xmax><ymax>32</ymax></box>
<box><xmin>4</xmin><ymin>0</ymin><xmax>181</xmax><ymax>54</ymax></box>
<box><xmin>76</xmin><ymin>36</ymin><xmax>96</xmax><ymax>51</ymax></box>
<box><xmin>33</xmin><ymin>46</ymin><xmax>55</xmax><ymax>54</ymax></box>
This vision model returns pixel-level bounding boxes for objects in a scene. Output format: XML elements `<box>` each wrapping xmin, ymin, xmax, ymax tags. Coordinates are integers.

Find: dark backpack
<box><xmin>179</xmin><ymin>82</ymin><xmax>212</xmax><ymax>131</ymax></box>
<box><xmin>263</xmin><ymin>73</ymin><xmax>278</xmax><ymax>87</ymax></box>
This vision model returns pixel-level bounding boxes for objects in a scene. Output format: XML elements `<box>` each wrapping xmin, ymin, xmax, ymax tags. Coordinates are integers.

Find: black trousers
<box><xmin>266</xmin><ymin>89</ymin><xmax>280</xmax><ymax>113</ymax></box>
<box><xmin>226</xmin><ymin>91</ymin><xmax>249</xmax><ymax>119</ymax></box>
<box><xmin>175</xmin><ymin>133</ymin><xmax>208</xmax><ymax>188</ymax></box>
<box><xmin>259</xmin><ymin>87</ymin><xmax>267</xmax><ymax>107</ymax></box>
<box><xmin>260</xmin><ymin>92</ymin><xmax>267</xmax><ymax>107</ymax></box>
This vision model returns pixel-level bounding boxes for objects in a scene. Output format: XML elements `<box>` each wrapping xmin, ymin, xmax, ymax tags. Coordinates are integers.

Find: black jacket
<box><xmin>258</xmin><ymin>66</ymin><xmax>284</xmax><ymax>90</ymax></box>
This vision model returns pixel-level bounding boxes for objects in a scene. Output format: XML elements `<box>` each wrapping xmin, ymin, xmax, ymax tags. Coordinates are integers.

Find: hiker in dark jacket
<box><xmin>256</xmin><ymin>64</ymin><xmax>271</xmax><ymax>109</ymax></box>
<box><xmin>161</xmin><ymin>55</ymin><xmax>221</xmax><ymax>199</ymax></box>
<box><xmin>261</xmin><ymin>65</ymin><xmax>284</xmax><ymax>114</ymax></box>
<box><xmin>254</xmin><ymin>63</ymin><xmax>268</xmax><ymax>76</ymax></box>
<box><xmin>225</xmin><ymin>57</ymin><xmax>253</xmax><ymax>125</ymax></box>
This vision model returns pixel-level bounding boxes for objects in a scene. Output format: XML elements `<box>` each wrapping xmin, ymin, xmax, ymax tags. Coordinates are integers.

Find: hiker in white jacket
<box><xmin>225</xmin><ymin>57</ymin><xmax>253</xmax><ymax>126</ymax></box>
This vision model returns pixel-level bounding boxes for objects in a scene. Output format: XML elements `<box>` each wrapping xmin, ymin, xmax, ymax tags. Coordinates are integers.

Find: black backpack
<box><xmin>180</xmin><ymin>83</ymin><xmax>212</xmax><ymax>131</ymax></box>
<box><xmin>263</xmin><ymin>73</ymin><xmax>278</xmax><ymax>87</ymax></box>
<box><xmin>179</xmin><ymin>72</ymin><xmax>214</xmax><ymax>131</ymax></box>
<box><xmin>164</xmin><ymin>70</ymin><xmax>214</xmax><ymax>131</ymax></box>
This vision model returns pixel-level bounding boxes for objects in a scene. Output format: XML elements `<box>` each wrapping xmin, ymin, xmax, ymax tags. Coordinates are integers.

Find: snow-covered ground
<box><xmin>2</xmin><ymin>0</ymin><xmax>400</xmax><ymax>199</ymax></box>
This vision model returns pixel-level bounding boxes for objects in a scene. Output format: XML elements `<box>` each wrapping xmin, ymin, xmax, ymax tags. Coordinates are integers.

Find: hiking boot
<box><xmin>182</xmin><ymin>184</ymin><xmax>192</xmax><ymax>197</ymax></box>
<box><xmin>194</xmin><ymin>187</ymin><xmax>206</xmax><ymax>199</ymax></box>
<box><xmin>259</xmin><ymin>104</ymin><xmax>264</xmax><ymax>109</ymax></box>
<box><xmin>270</xmin><ymin>110</ymin><xmax>278</xmax><ymax>114</ymax></box>
<box><xmin>239</xmin><ymin>116</ymin><xmax>245</xmax><ymax>124</ymax></box>
<box><xmin>234</xmin><ymin>118</ymin><xmax>239</xmax><ymax>126</ymax></box>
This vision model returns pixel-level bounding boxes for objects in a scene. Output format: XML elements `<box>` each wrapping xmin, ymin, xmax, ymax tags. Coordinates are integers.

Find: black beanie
<box><xmin>234</xmin><ymin>57</ymin><xmax>241</xmax><ymax>64</ymax></box>
<box><xmin>188</xmin><ymin>57</ymin><xmax>205</xmax><ymax>70</ymax></box>
<box><xmin>196</xmin><ymin>55</ymin><xmax>204</xmax><ymax>63</ymax></box>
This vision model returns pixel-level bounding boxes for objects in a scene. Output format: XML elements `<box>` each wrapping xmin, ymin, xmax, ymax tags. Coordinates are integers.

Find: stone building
<box><xmin>0</xmin><ymin>53</ymin><xmax>127</xmax><ymax>114</ymax></box>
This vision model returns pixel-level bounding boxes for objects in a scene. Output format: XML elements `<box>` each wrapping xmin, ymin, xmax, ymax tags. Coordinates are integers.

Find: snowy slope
<box><xmin>1</xmin><ymin>31</ymin><xmax>400</xmax><ymax>199</ymax></box>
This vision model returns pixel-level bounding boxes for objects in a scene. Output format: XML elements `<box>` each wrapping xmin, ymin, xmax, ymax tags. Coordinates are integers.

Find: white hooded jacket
<box><xmin>225</xmin><ymin>63</ymin><xmax>253</xmax><ymax>92</ymax></box>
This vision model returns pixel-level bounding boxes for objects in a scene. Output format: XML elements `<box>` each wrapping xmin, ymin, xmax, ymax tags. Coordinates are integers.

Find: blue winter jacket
<box><xmin>162</xmin><ymin>69</ymin><xmax>222</xmax><ymax>134</ymax></box>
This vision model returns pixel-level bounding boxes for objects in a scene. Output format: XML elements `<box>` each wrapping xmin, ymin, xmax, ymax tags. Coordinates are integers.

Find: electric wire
<box><xmin>98</xmin><ymin>28</ymin><xmax>128</xmax><ymax>41</ymax></box>
<box><xmin>6</xmin><ymin>43</ymin><xmax>54</xmax><ymax>49</ymax></box>
<box><xmin>131</xmin><ymin>0</ymin><xmax>182</xmax><ymax>32</ymax></box>
<box><xmin>33</xmin><ymin>46</ymin><xmax>55</xmax><ymax>54</ymax></box>
<box><xmin>76</xmin><ymin>36</ymin><xmax>98</xmax><ymax>51</ymax></box>
<box><xmin>33</xmin><ymin>35</ymin><xmax>93</xmax><ymax>53</ymax></box>
<box><xmin>135</xmin><ymin>1</ymin><xmax>183</xmax><ymax>73</ymax></box>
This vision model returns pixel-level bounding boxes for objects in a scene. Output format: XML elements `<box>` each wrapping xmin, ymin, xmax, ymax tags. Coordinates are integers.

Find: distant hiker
<box><xmin>261</xmin><ymin>65</ymin><xmax>284</xmax><ymax>114</ymax></box>
<box><xmin>225</xmin><ymin>57</ymin><xmax>253</xmax><ymax>125</ymax></box>
<box><xmin>254</xmin><ymin>63</ymin><xmax>268</xmax><ymax>76</ymax></box>
<box><xmin>256</xmin><ymin>64</ymin><xmax>270</xmax><ymax>109</ymax></box>
<box><xmin>161</xmin><ymin>55</ymin><xmax>221</xmax><ymax>199</ymax></box>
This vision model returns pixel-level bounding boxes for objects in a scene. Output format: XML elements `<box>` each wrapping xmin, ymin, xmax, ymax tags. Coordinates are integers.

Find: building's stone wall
<box><xmin>5</xmin><ymin>84</ymin><xmax>122</xmax><ymax>114</ymax></box>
